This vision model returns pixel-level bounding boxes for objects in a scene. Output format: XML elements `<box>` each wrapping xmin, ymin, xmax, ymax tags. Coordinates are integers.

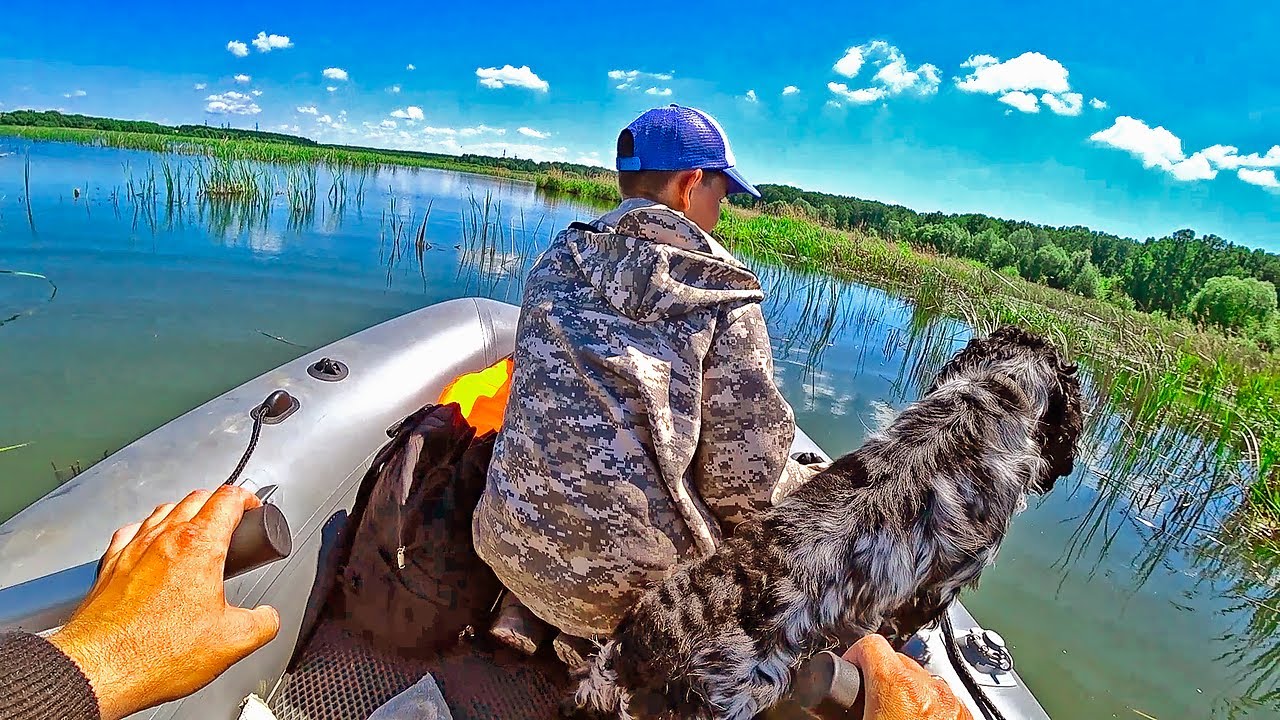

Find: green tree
<box><xmin>1029</xmin><ymin>243</ymin><xmax>1071</xmax><ymax>287</ymax></box>
<box><xmin>1069</xmin><ymin>261</ymin><xmax>1103</xmax><ymax>298</ymax></box>
<box><xmin>1189</xmin><ymin>275</ymin><xmax>1278</xmax><ymax>331</ymax></box>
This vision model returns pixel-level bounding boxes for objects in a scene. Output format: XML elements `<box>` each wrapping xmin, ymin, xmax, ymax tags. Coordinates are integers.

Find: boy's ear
<box><xmin>672</xmin><ymin>169</ymin><xmax>703</xmax><ymax>211</ymax></box>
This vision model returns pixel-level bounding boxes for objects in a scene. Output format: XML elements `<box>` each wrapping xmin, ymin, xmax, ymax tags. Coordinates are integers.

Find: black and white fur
<box><xmin>572</xmin><ymin>327</ymin><xmax>1084</xmax><ymax>720</ymax></box>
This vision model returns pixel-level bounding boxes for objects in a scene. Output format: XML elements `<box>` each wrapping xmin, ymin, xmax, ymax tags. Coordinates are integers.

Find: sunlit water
<box><xmin>1</xmin><ymin>141</ymin><xmax>1276</xmax><ymax>719</ymax></box>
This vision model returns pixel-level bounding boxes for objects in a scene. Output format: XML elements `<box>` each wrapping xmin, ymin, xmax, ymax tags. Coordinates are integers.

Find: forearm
<box><xmin>0</xmin><ymin>632</ymin><xmax>101</xmax><ymax>720</ymax></box>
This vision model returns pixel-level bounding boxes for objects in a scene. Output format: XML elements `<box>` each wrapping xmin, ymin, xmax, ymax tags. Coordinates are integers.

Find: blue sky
<box><xmin>2</xmin><ymin>0</ymin><xmax>1278</xmax><ymax>247</ymax></box>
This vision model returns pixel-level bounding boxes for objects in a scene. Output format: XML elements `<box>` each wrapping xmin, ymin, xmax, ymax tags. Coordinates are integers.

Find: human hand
<box><xmin>843</xmin><ymin>634</ymin><xmax>973</xmax><ymax>720</ymax></box>
<box><xmin>49</xmin><ymin>486</ymin><xmax>282</xmax><ymax>720</ymax></box>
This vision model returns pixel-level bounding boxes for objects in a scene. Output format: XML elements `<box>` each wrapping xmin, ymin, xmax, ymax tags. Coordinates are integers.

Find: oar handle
<box><xmin>789</xmin><ymin>651</ymin><xmax>866</xmax><ymax>719</ymax></box>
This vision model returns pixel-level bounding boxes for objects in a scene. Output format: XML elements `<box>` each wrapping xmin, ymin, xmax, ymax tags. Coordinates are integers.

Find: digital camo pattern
<box><xmin>472</xmin><ymin>201</ymin><xmax>804</xmax><ymax>638</ymax></box>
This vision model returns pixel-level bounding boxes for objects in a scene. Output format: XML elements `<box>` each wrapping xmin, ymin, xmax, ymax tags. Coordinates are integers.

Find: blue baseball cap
<box><xmin>616</xmin><ymin>104</ymin><xmax>760</xmax><ymax>198</ymax></box>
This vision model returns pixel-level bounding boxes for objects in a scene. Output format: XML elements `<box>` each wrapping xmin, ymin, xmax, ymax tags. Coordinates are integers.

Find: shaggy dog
<box><xmin>571</xmin><ymin>326</ymin><xmax>1083</xmax><ymax>720</ymax></box>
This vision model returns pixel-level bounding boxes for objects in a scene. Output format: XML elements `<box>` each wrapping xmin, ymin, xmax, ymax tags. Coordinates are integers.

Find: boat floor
<box><xmin>269</xmin><ymin>615</ymin><xmax>572</xmax><ymax>720</ymax></box>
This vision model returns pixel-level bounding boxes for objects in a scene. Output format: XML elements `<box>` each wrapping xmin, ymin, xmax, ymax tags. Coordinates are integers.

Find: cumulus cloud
<box><xmin>388</xmin><ymin>84</ymin><xmax>401</xmax><ymax>94</ymax></box>
<box><xmin>380</xmin><ymin>119</ymin><xmax>397</xmax><ymax>129</ymax></box>
<box><xmin>827</xmin><ymin>82</ymin><xmax>886</xmax><ymax>104</ymax></box>
<box><xmin>193</xmin><ymin>83</ymin><xmax>207</xmax><ymax>90</ymax></box>
<box><xmin>205</xmin><ymin>91</ymin><xmax>261</xmax><ymax>115</ymax></box>
<box><xmin>227</xmin><ymin>40</ymin><xmax>249</xmax><ymax>58</ymax></box>
<box><xmin>826</xmin><ymin>41</ymin><xmax>938</xmax><ymax>107</ymax></box>
<box><xmin>421</xmin><ymin>126</ymin><xmax>457</xmax><ymax>136</ymax></box>
<box><xmin>62</xmin><ymin>89</ymin><xmax>87</xmax><ymax>98</ymax></box>
<box><xmin>234</xmin><ymin>74</ymin><xmax>251</xmax><ymax>84</ymax></box>
<box><xmin>956</xmin><ymin>52</ymin><xmax>1098</xmax><ymax>117</ymax></box>
<box><xmin>250</xmin><ymin>89</ymin><xmax>263</xmax><ymax>97</ymax></box>
<box><xmin>476</xmin><ymin>64</ymin><xmax>548</xmax><ymax>91</ymax></box>
<box><xmin>956</xmin><ymin>52</ymin><xmax>1068</xmax><ymax>94</ymax></box>
<box><xmin>833</xmin><ymin>46</ymin><xmax>865</xmax><ymax>78</ymax></box>
<box><xmin>782</xmin><ymin>85</ymin><xmax>800</xmax><ymax>96</ymax></box>
<box><xmin>326</xmin><ymin>86</ymin><xmax>338</xmax><ymax>93</ymax></box>
<box><xmin>610</xmin><ymin>69</ymin><xmax>674</xmax><ymax>94</ymax></box>
<box><xmin>998</xmin><ymin>91</ymin><xmax>1041</xmax><ymax>113</ymax></box>
<box><xmin>518</xmin><ymin>127</ymin><xmax>550</xmax><ymax>139</ymax></box>
<box><xmin>316</xmin><ymin>114</ymin><xmax>332</xmax><ymax>124</ymax></box>
<box><xmin>296</xmin><ymin>105</ymin><xmax>318</xmax><ymax>115</ymax></box>
<box><xmin>1091</xmin><ymin>116</ymin><xmax>1280</xmax><ymax>187</ymax></box>
<box><xmin>1040</xmin><ymin>91</ymin><xmax>1083</xmax><ymax>116</ymax></box>
<box><xmin>251</xmin><ymin>32</ymin><xmax>293</xmax><ymax>53</ymax></box>
<box><xmin>323</xmin><ymin>67</ymin><xmax>349</xmax><ymax>81</ymax></box>
<box><xmin>1090</xmin><ymin>97</ymin><xmax>1108</xmax><ymax>110</ymax></box>
<box><xmin>1239</xmin><ymin>168</ymin><xmax>1280</xmax><ymax>188</ymax></box>
<box><xmin>406</xmin><ymin>63</ymin><xmax>416</xmax><ymax>71</ymax></box>
<box><xmin>745</xmin><ymin>89</ymin><xmax>759</xmax><ymax>103</ymax></box>
<box><xmin>390</xmin><ymin>106</ymin><xmax>425</xmax><ymax>121</ymax></box>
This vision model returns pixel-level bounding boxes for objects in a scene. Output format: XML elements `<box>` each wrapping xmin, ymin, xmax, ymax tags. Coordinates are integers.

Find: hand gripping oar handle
<box><xmin>788</xmin><ymin>651</ymin><xmax>866</xmax><ymax>719</ymax></box>
<box><xmin>223</xmin><ymin>504</ymin><xmax>293</xmax><ymax>580</ymax></box>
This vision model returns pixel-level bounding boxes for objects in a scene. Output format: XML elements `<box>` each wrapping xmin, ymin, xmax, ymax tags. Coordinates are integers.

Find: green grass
<box><xmin>717</xmin><ymin>208</ymin><xmax>1280</xmax><ymax>533</ymax></box>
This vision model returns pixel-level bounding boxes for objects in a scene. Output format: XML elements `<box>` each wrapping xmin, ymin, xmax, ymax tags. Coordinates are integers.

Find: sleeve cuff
<box><xmin>0</xmin><ymin>631</ymin><xmax>102</xmax><ymax>720</ymax></box>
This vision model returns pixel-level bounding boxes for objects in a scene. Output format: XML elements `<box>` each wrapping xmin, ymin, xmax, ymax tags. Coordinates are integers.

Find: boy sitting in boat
<box><xmin>472</xmin><ymin>105</ymin><xmax>811</xmax><ymax>662</ymax></box>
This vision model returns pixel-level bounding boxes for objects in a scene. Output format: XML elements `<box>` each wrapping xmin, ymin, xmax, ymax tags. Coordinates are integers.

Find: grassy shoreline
<box><xmin>2</xmin><ymin>122</ymin><xmax>1276</xmax><ymax>531</ymax></box>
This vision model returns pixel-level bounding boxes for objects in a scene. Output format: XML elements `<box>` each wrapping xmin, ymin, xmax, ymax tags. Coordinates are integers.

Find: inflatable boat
<box><xmin>0</xmin><ymin>298</ymin><xmax>1051</xmax><ymax>719</ymax></box>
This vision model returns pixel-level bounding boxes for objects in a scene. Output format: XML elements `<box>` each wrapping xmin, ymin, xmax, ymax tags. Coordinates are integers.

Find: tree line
<box><xmin>730</xmin><ymin>185</ymin><xmax>1280</xmax><ymax>348</ymax></box>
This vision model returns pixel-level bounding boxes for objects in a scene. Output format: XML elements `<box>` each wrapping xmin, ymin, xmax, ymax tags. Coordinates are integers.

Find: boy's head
<box><xmin>615</xmin><ymin>105</ymin><xmax>760</xmax><ymax>232</ymax></box>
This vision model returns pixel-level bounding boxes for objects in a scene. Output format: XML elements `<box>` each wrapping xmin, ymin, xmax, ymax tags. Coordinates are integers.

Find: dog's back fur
<box><xmin>573</xmin><ymin>327</ymin><xmax>1083</xmax><ymax>720</ymax></box>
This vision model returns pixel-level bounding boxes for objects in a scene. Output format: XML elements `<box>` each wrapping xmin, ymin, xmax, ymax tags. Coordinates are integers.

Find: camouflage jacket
<box><xmin>472</xmin><ymin>199</ymin><xmax>802</xmax><ymax>638</ymax></box>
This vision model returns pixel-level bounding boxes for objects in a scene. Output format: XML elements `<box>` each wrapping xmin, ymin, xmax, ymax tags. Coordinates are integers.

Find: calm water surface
<box><xmin>1</xmin><ymin>141</ymin><xmax>1277</xmax><ymax>719</ymax></box>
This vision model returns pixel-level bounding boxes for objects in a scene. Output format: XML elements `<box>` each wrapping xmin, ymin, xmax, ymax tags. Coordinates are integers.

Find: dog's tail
<box><xmin>572</xmin><ymin>640</ymin><xmax>632</xmax><ymax>718</ymax></box>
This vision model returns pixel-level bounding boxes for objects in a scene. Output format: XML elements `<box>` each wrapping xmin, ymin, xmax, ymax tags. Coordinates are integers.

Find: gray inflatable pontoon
<box><xmin>0</xmin><ymin>297</ymin><xmax>1050</xmax><ymax>720</ymax></box>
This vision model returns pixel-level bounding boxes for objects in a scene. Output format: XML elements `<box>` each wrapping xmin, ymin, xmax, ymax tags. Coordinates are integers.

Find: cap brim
<box><xmin>723</xmin><ymin>166</ymin><xmax>760</xmax><ymax>198</ymax></box>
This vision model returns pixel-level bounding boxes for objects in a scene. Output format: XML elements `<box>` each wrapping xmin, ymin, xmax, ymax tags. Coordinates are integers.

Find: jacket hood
<box><xmin>565</xmin><ymin>203</ymin><xmax>763</xmax><ymax>323</ymax></box>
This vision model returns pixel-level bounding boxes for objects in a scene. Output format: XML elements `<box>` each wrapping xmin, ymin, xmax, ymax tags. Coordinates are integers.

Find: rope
<box><xmin>940</xmin><ymin>611</ymin><xmax>1008</xmax><ymax>720</ymax></box>
<box><xmin>224</xmin><ymin>397</ymin><xmax>271</xmax><ymax>486</ymax></box>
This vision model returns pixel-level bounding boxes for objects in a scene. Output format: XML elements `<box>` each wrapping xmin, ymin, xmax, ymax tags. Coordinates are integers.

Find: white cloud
<box><xmin>250</xmin><ymin>89</ymin><xmax>263</xmax><ymax>97</ymax></box>
<box><xmin>1170</xmin><ymin>153</ymin><xmax>1217</xmax><ymax>181</ymax></box>
<box><xmin>421</xmin><ymin>126</ymin><xmax>457</xmax><ymax>136</ymax></box>
<box><xmin>1089</xmin><ymin>97</ymin><xmax>1108</xmax><ymax>110</ymax></box>
<box><xmin>833</xmin><ymin>46</ymin><xmax>864</xmax><ymax>78</ymax></box>
<box><xmin>227</xmin><ymin>40</ymin><xmax>249</xmax><ymax>58</ymax></box>
<box><xmin>998</xmin><ymin>91</ymin><xmax>1041</xmax><ymax>113</ymax></box>
<box><xmin>782</xmin><ymin>85</ymin><xmax>800</xmax><ymax>96</ymax></box>
<box><xmin>610</xmin><ymin>69</ymin><xmax>675</xmax><ymax>92</ymax></box>
<box><xmin>826</xmin><ymin>41</ymin><xmax>938</xmax><ymax>107</ymax></box>
<box><xmin>323</xmin><ymin>67</ymin><xmax>349</xmax><ymax>81</ymax></box>
<box><xmin>62</xmin><ymin>89</ymin><xmax>87</xmax><ymax>98</ymax></box>
<box><xmin>380</xmin><ymin>119</ymin><xmax>397</xmax><ymax>129</ymax></box>
<box><xmin>745</xmin><ymin>89</ymin><xmax>758</xmax><ymax>102</ymax></box>
<box><xmin>193</xmin><ymin>83</ymin><xmax>207</xmax><ymax>90</ymax></box>
<box><xmin>1040</xmin><ymin>91</ymin><xmax>1083</xmax><ymax>116</ymax></box>
<box><xmin>275</xmin><ymin>124</ymin><xmax>301</xmax><ymax>134</ymax></box>
<box><xmin>326</xmin><ymin>86</ymin><xmax>338</xmax><ymax>93</ymax></box>
<box><xmin>251</xmin><ymin>32</ymin><xmax>293</xmax><ymax>53</ymax></box>
<box><xmin>645</xmin><ymin>86</ymin><xmax>673</xmax><ymax>97</ymax></box>
<box><xmin>317</xmin><ymin>114</ymin><xmax>332</xmax><ymax>124</ymax></box>
<box><xmin>475</xmin><ymin>64</ymin><xmax>549</xmax><ymax>91</ymax></box>
<box><xmin>1239</xmin><ymin>168</ymin><xmax>1280</xmax><ymax>188</ymax></box>
<box><xmin>459</xmin><ymin>124</ymin><xmax>505</xmax><ymax>137</ymax></box>
<box><xmin>956</xmin><ymin>51</ymin><xmax>1069</xmax><ymax>94</ymax></box>
<box><xmin>406</xmin><ymin>63</ymin><xmax>416</xmax><ymax>71</ymax></box>
<box><xmin>390</xmin><ymin>106</ymin><xmax>425</xmax><ymax>121</ymax></box>
<box><xmin>518</xmin><ymin>126</ymin><xmax>550</xmax><ymax>139</ymax></box>
<box><xmin>956</xmin><ymin>51</ymin><xmax>1095</xmax><ymax>118</ymax></box>
<box><xmin>389</xmin><ymin>84</ymin><xmax>401</xmax><ymax>94</ymax></box>
<box><xmin>205</xmin><ymin>91</ymin><xmax>261</xmax><ymax>115</ymax></box>
<box><xmin>234</xmin><ymin>74</ymin><xmax>251</xmax><ymax>84</ymax></box>
<box><xmin>1090</xmin><ymin>116</ymin><xmax>1185</xmax><ymax>171</ymax></box>
<box><xmin>828</xmin><ymin>82</ymin><xmax>886</xmax><ymax>104</ymax></box>
<box><xmin>296</xmin><ymin>105</ymin><xmax>318</xmax><ymax>115</ymax></box>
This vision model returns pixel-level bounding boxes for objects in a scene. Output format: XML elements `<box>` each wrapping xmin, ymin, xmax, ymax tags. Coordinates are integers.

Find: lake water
<box><xmin>2</xmin><ymin>140</ymin><xmax>1277</xmax><ymax>719</ymax></box>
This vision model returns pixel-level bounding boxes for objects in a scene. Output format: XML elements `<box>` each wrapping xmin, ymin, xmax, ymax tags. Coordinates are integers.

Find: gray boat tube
<box><xmin>0</xmin><ymin>297</ymin><xmax>1049</xmax><ymax>720</ymax></box>
<box><xmin>0</xmin><ymin>297</ymin><xmax>518</xmax><ymax>718</ymax></box>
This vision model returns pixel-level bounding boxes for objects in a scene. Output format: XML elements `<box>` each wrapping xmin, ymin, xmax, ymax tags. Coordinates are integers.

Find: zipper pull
<box><xmin>396</xmin><ymin>546</ymin><xmax>406</xmax><ymax>570</ymax></box>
